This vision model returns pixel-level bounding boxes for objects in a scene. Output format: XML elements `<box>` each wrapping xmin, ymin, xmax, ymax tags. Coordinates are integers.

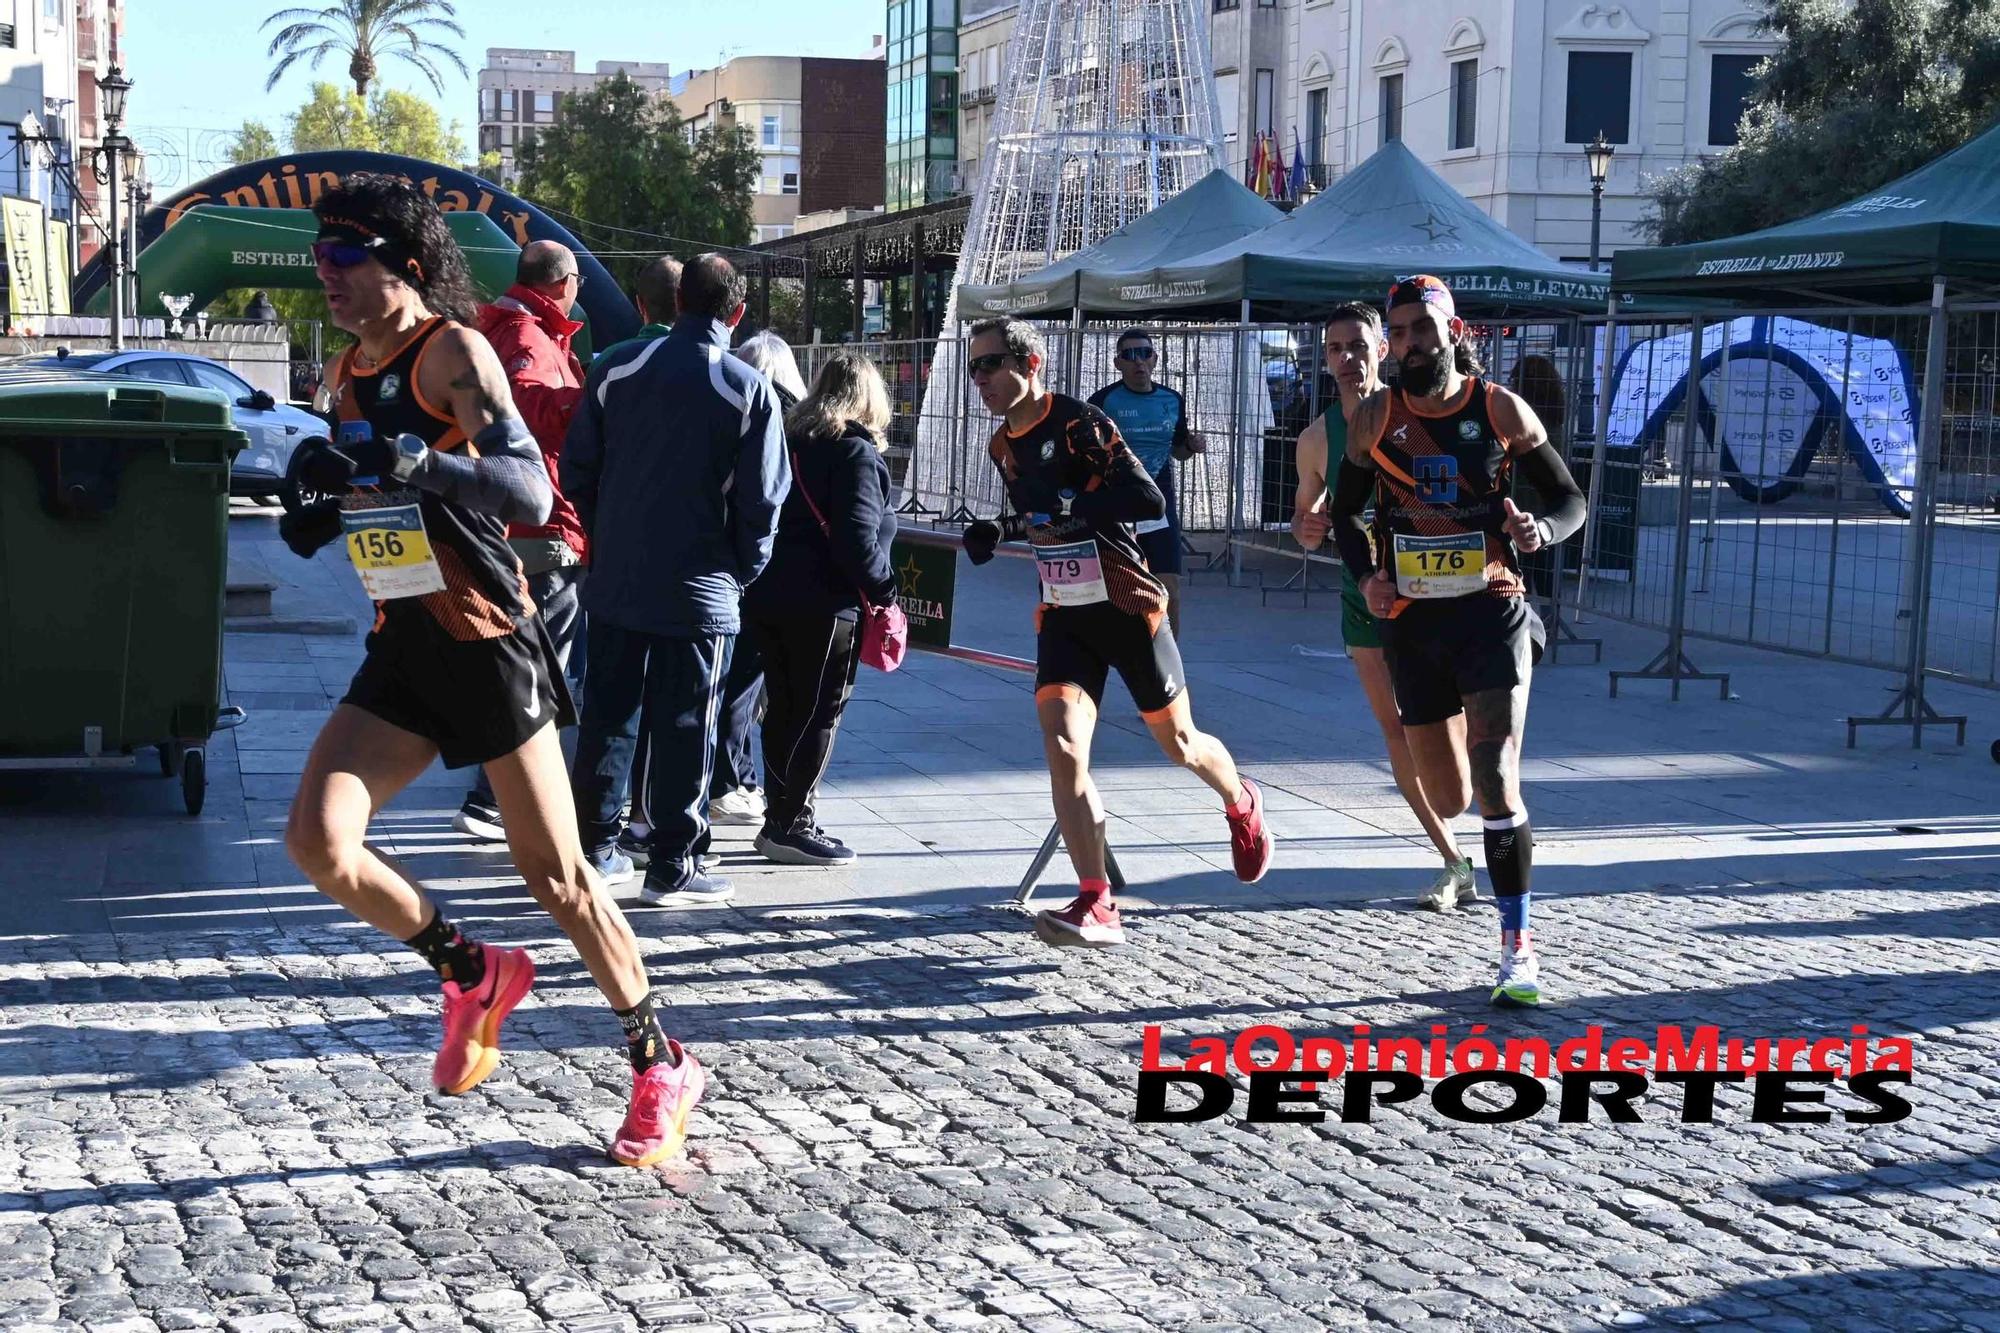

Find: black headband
<box><xmin>316</xmin><ymin>215</ymin><xmax>427</xmax><ymax>285</ymax></box>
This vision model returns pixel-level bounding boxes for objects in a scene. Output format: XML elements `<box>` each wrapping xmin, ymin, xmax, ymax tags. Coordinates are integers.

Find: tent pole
<box><xmin>1227</xmin><ymin>298</ymin><xmax>1250</xmax><ymax>587</ymax></box>
<box><xmin>1609</xmin><ymin>315</ymin><xmax>1730</xmax><ymax>701</ymax></box>
<box><xmin>1696</xmin><ymin>319</ymin><xmax>1731</xmax><ymax>593</ymax></box>
<box><xmin>1847</xmin><ymin>275</ymin><xmax>1966</xmax><ymax>747</ymax></box>
<box><xmin>1069</xmin><ymin>303</ymin><xmax>1083</xmax><ymax>397</ymax></box>
<box><xmin>1578</xmin><ymin>292</ymin><xmax>1617</xmax><ymax>610</ymax></box>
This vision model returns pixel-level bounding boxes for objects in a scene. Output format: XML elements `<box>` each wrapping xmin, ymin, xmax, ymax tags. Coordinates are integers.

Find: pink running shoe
<box><xmin>609</xmin><ymin>1042</ymin><xmax>706</xmax><ymax>1168</ymax></box>
<box><xmin>433</xmin><ymin>944</ymin><xmax>537</xmax><ymax>1095</ymax></box>
<box><xmin>1226</xmin><ymin>777</ymin><xmax>1274</xmax><ymax>884</ymax></box>
<box><xmin>1034</xmin><ymin>892</ymin><xmax>1125</xmax><ymax>948</ymax></box>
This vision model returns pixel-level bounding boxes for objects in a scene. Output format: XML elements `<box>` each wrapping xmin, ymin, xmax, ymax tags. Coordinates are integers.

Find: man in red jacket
<box><xmin>455</xmin><ymin>241</ymin><xmax>592</xmax><ymax>842</ymax></box>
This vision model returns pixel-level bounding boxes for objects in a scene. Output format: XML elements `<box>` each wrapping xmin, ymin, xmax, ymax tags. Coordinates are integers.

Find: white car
<box><xmin>5</xmin><ymin>348</ymin><xmax>327</xmax><ymax>502</ymax></box>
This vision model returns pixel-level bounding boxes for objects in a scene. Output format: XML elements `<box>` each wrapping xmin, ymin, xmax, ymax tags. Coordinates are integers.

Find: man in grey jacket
<box><xmin>564</xmin><ymin>253</ymin><xmax>789</xmax><ymax>906</ymax></box>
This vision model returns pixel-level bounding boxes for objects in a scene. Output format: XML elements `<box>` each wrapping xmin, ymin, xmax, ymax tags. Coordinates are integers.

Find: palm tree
<box><xmin>262</xmin><ymin>0</ymin><xmax>467</xmax><ymax>100</ymax></box>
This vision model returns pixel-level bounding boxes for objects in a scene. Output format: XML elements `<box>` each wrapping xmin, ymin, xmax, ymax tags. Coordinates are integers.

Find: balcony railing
<box><xmin>957</xmin><ymin>86</ymin><xmax>996</xmax><ymax>108</ymax></box>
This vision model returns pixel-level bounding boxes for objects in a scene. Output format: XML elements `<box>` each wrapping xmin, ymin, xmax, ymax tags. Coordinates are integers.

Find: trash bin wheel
<box><xmin>158</xmin><ymin>743</ymin><xmax>177</xmax><ymax>776</ymax></box>
<box><xmin>182</xmin><ymin>747</ymin><xmax>206</xmax><ymax>816</ymax></box>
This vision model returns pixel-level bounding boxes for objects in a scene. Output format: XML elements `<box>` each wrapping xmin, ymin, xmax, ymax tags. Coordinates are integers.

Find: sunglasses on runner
<box><xmin>1118</xmin><ymin>346</ymin><xmax>1156</xmax><ymax>361</ymax></box>
<box><xmin>312</xmin><ymin>239</ymin><xmax>387</xmax><ymax>268</ymax></box>
<box><xmin>966</xmin><ymin>352</ymin><xmax>1018</xmax><ymax>377</ymax></box>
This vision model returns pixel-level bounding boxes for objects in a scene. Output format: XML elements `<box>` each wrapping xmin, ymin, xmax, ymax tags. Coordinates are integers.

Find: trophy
<box><xmin>160</xmin><ymin>293</ymin><xmax>192</xmax><ymax>338</ymax></box>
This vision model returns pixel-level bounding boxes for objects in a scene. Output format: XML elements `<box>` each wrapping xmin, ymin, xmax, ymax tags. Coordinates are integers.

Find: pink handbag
<box><xmin>790</xmin><ymin>448</ymin><xmax>908</xmax><ymax>673</ymax></box>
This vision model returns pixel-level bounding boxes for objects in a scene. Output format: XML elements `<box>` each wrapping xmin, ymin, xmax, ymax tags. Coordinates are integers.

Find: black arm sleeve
<box><xmin>1514</xmin><ymin>442</ymin><xmax>1587</xmax><ymax>545</ymax></box>
<box><xmin>1329</xmin><ymin>457</ymin><xmax>1378</xmax><ymax>584</ymax></box>
<box><xmin>405</xmin><ymin>417</ymin><xmax>553</xmax><ymax>526</ymax></box>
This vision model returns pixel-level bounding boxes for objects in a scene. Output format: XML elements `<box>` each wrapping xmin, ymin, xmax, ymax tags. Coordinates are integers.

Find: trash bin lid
<box><xmin>0</xmin><ymin>366</ymin><xmax>249</xmax><ymax>443</ymax></box>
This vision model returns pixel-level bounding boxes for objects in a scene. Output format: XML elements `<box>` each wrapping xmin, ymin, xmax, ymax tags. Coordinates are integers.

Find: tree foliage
<box><xmin>514</xmin><ymin>73</ymin><xmax>761</xmax><ymax>292</ymax></box>
<box><xmin>261</xmin><ymin>0</ymin><xmax>466</xmax><ymax>98</ymax></box>
<box><xmin>1645</xmin><ymin>0</ymin><xmax>2000</xmax><ymax>244</ymax></box>
<box><xmin>227</xmin><ymin>83</ymin><xmax>468</xmax><ymax>164</ymax></box>
<box><xmin>227</xmin><ymin>120</ymin><xmax>282</xmax><ymax>165</ymax></box>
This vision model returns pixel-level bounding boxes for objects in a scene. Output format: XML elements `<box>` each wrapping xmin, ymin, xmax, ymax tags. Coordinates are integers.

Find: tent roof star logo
<box><xmin>896</xmin><ymin>552</ymin><xmax>926</xmax><ymax>599</ymax></box>
<box><xmin>1414</xmin><ymin>211</ymin><xmax>1459</xmax><ymax>244</ymax></box>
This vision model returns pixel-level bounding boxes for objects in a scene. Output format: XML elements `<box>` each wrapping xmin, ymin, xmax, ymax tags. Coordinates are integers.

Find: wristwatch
<box><xmin>389</xmin><ymin>431</ymin><xmax>427</xmax><ymax>482</ymax></box>
<box><xmin>1536</xmin><ymin>518</ymin><xmax>1555</xmax><ymax>549</ymax></box>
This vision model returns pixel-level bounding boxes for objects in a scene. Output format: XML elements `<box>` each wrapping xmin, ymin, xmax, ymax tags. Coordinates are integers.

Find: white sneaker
<box><xmin>1492</xmin><ymin>947</ymin><xmax>1543</xmax><ymax>1008</ymax></box>
<box><xmin>1417</xmin><ymin>858</ymin><xmax>1478</xmax><ymax>912</ymax></box>
<box><xmin>708</xmin><ymin>788</ymin><xmax>766</xmax><ymax>826</ymax></box>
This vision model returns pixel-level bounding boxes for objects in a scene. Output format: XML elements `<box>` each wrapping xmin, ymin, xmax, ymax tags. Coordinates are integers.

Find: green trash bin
<box><xmin>0</xmin><ymin>367</ymin><xmax>248</xmax><ymax>814</ymax></box>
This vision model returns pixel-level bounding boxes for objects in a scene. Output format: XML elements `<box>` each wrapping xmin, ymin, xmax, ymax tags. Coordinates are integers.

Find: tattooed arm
<box><xmin>407</xmin><ymin>324</ymin><xmax>554</xmax><ymax>525</ymax></box>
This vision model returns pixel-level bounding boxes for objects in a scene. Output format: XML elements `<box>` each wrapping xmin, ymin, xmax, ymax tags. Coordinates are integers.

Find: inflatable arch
<box><xmin>1607</xmin><ymin>315</ymin><xmax>1918</xmax><ymax>518</ymax></box>
<box><xmin>76</xmin><ymin>149</ymin><xmax>640</xmax><ymax>350</ymax></box>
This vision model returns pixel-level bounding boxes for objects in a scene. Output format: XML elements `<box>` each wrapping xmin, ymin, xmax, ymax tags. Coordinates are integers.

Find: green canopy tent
<box><xmin>1611</xmin><ymin>119</ymin><xmax>2000</xmax><ymax>305</ymax></box>
<box><xmin>1600</xmin><ymin>123</ymin><xmax>2000</xmax><ymax>744</ymax></box>
<box><xmin>955</xmin><ymin>169</ymin><xmax>1283</xmax><ymax>319</ymax></box>
<box><xmin>1088</xmin><ymin>141</ymin><xmax>1612</xmax><ymax>319</ymax></box>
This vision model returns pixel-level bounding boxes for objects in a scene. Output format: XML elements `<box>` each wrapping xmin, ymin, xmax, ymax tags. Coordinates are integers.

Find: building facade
<box><xmin>676</xmin><ymin>56</ymin><xmax>886</xmax><ymax>244</ymax></box>
<box><xmin>477</xmin><ymin>48</ymin><xmax>672</xmax><ymax>186</ymax></box>
<box><xmin>1</xmin><ymin>0</ymin><xmax>126</xmax><ymax>265</ymax></box>
<box><xmin>951</xmin><ymin>1</ymin><xmax>1778</xmax><ymax>264</ymax></box>
<box><xmin>955</xmin><ymin>0</ymin><xmax>1014</xmax><ymax>199</ymax></box>
<box><xmin>1290</xmin><ymin>1</ymin><xmax>1779</xmax><ymax>262</ymax></box>
<box><xmin>886</xmin><ymin>0</ymin><xmax>961</xmax><ymax>211</ymax></box>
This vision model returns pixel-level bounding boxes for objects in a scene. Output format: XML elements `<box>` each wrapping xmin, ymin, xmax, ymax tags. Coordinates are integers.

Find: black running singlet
<box><xmin>1367</xmin><ymin>377</ymin><xmax>1528</xmax><ymax>611</ymax></box>
<box><xmin>330</xmin><ymin>318</ymin><xmax>532</xmax><ymax>640</ymax></box>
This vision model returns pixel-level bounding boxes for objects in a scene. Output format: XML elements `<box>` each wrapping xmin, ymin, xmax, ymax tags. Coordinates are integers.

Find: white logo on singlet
<box><xmin>524</xmin><ymin>659</ymin><xmax>542</xmax><ymax>719</ymax></box>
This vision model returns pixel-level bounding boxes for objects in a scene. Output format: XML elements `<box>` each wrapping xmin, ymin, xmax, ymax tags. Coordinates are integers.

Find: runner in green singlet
<box><xmin>1292</xmin><ymin>302</ymin><xmax>1475</xmax><ymax>910</ymax></box>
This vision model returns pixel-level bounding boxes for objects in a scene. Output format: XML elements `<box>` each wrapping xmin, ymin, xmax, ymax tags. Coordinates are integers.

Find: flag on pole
<box><xmin>1255</xmin><ymin>132</ymin><xmax>1274</xmax><ymax>198</ymax></box>
<box><xmin>1270</xmin><ymin>132</ymin><xmax>1289</xmax><ymax>201</ymax></box>
<box><xmin>1246</xmin><ymin>132</ymin><xmax>1266</xmax><ymax>192</ymax></box>
<box><xmin>1290</xmin><ymin>128</ymin><xmax>1309</xmax><ymax>199</ymax></box>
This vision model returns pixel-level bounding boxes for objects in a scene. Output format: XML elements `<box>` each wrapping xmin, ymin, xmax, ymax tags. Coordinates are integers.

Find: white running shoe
<box><xmin>708</xmin><ymin>788</ymin><xmax>767</xmax><ymax>826</ymax></box>
<box><xmin>1492</xmin><ymin>947</ymin><xmax>1543</xmax><ymax>1008</ymax></box>
<box><xmin>1417</xmin><ymin>858</ymin><xmax>1479</xmax><ymax>912</ymax></box>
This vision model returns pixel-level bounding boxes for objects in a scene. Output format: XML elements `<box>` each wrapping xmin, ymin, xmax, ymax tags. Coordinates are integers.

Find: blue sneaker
<box><xmin>637</xmin><ymin>868</ymin><xmax>734</xmax><ymax>908</ymax></box>
<box><xmin>754</xmin><ymin>824</ymin><xmax>855</xmax><ymax>867</ymax></box>
<box><xmin>587</xmin><ymin>846</ymin><xmax>636</xmax><ymax>888</ymax></box>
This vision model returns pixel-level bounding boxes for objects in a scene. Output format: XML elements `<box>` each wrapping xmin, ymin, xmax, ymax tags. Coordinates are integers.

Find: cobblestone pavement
<box><xmin>4</xmin><ymin>872</ymin><xmax>1998</xmax><ymax>1333</ymax></box>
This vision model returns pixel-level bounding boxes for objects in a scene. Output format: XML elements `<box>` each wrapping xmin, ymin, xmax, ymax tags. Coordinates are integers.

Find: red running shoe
<box><xmin>433</xmin><ymin>944</ymin><xmax>537</xmax><ymax>1095</ymax></box>
<box><xmin>610</xmin><ymin>1042</ymin><xmax>706</xmax><ymax>1167</ymax></box>
<box><xmin>1034</xmin><ymin>892</ymin><xmax>1125</xmax><ymax>948</ymax></box>
<box><xmin>1226</xmin><ymin>777</ymin><xmax>1274</xmax><ymax>883</ymax></box>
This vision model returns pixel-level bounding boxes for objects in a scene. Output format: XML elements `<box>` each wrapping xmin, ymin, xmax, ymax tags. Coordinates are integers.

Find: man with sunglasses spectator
<box><xmin>1086</xmin><ymin>329</ymin><xmax>1204</xmax><ymax>640</ymax></box>
<box><xmin>962</xmin><ymin>318</ymin><xmax>1273</xmax><ymax>951</ymax></box>
<box><xmin>453</xmin><ymin>240</ymin><xmax>592</xmax><ymax>844</ymax></box>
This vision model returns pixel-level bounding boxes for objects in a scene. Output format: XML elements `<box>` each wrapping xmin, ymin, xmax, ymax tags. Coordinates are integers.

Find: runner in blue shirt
<box><xmin>1087</xmin><ymin>328</ymin><xmax>1205</xmax><ymax>639</ymax></box>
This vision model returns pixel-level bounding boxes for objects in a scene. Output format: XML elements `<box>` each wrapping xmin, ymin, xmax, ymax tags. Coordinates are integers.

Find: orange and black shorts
<box><xmin>1035</xmin><ymin>602</ymin><xmax>1184</xmax><ymax>718</ymax></box>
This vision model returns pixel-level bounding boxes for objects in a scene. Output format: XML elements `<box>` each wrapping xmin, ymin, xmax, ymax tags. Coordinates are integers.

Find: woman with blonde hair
<box><xmin>742</xmin><ymin>350</ymin><xmax>900</xmax><ymax>866</ymax></box>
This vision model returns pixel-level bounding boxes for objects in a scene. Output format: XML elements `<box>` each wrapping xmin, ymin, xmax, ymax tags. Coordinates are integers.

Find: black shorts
<box><xmin>1380</xmin><ymin>594</ymin><xmax>1542</xmax><ymax>727</ymax></box>
<box><xmin>1136</xmin><ymin>462</ymin><xmax>1182</xmax><ymax>576</ymax></box>
<box><xmin>1036</xmin><ymin>602</ymin><xmax>1184</xmax><ymax>717</ymax></box>
<box><xmin>344</xmin><ymin>612</ymin><xmax>577</xmax><ymax>769</ymax></box>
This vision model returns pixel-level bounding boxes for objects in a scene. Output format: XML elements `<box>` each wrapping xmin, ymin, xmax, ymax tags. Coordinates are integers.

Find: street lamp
<box><xmin>1585</xmin><ymin>130</ymin><xmax>1614</xmax><ymax>273</ymax></box>
<box><xmin>92</xmin><ymin>66</ymin><xmax>134</xmax><ymax>348</ymax></box>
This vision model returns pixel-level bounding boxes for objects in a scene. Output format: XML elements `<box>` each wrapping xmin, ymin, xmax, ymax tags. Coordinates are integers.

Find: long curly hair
<box><xmin>314</xmin><ymin>173</ymin><xmax>482</xmax><ymax>324</ymax></box>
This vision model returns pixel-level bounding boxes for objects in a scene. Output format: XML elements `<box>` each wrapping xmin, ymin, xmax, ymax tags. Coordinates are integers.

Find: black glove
<box><xmin>279</xmin><ymin>499</ymin><xmax>344</xmax><ymax>559</ymax></box>
<box><xmin>298</xmin><ymin>436</ymin><xmax>396</xmax><ymax>492</ymax></box>
<box><xmin>962</xmin><ymin>519</ymin><xmax>1003</xmax><ymax>566</ymax></box>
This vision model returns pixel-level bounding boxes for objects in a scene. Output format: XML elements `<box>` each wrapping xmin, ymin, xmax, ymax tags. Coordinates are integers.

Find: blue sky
<box><xmin>123</xmin><ymin>0</ymin><xmax>882</xmax><ymax>190</ymax></box>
